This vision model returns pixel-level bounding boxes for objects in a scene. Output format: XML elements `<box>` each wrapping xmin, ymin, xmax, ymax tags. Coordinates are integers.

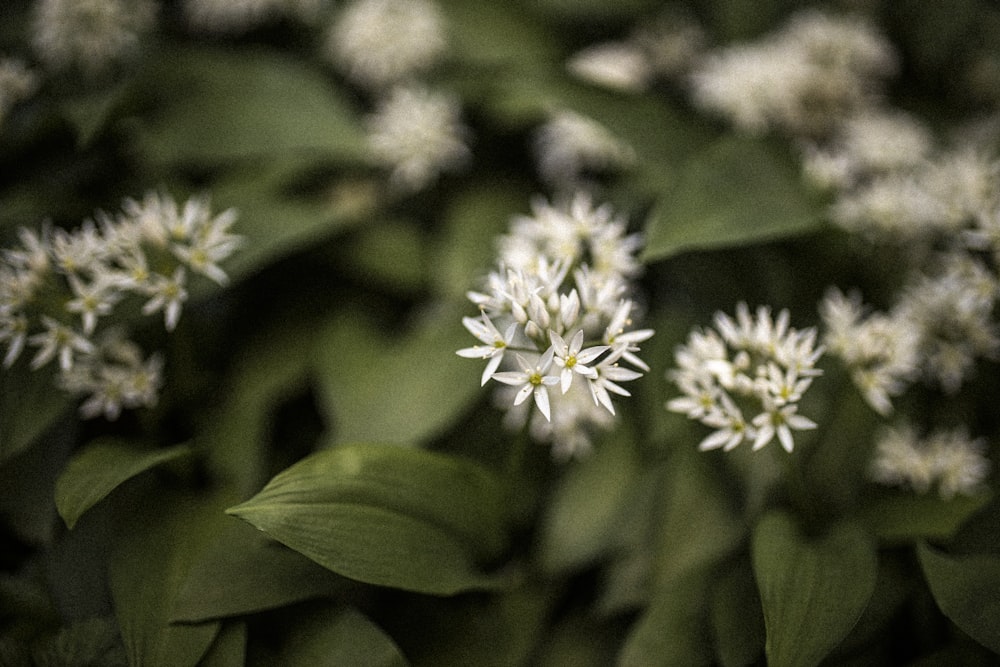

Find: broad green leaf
<box><xmin>313</xmin><ymin>301</ymin><xmax>481</xmax><ymax>445</ymax></box>
<box><xmin>858</xmin><ymin>489</ymin><xmax>992</xmax><ymax>543</ymax></box>
<box><xmin>0</xmin><ymin>362</ymin><xmax>71</xmax><ymax>463</ymax></box>
<box><xmin>29</xmin><ymin>617</ymin><xmax>127</xmax><ymax>667</ymax></box>
<box><xmin>226</xmin><ymin>444</ymin><xmax>509</xmax><ymax>595</ymax></box>
<box><xmin>642</xmin><ymin>136</ymin><xmax>826</xmax><ymax>262</ymax></box>
<box><xmin>333</xmin><ymin>219</ymin><xmax>429</xmax><ymax>294</ymax></box>
<box><xmin>536</xmin><ymin>430</ymin><xmax>639</xmax><ymax>574</ymax></box>
<box><xmin>386</xmin><ymin>583</ymin><xmax>551</xmax><ymax>665</ymax></box>
<box><xmin>618</xmin><ymin>571</ymin><xmax>715</xmax><ymax>667</ymax></box>
<box><xmin>265</xmin><ymin>604</ymin><xmax>406</xmax><ymax>667</ymax></box>
<box><xmin>55</xmin><ymin>439</ymin><xmax>192</xmax><ymax>529</ymax></box>
<box><xmin>918</xmin><ymin>542</ymin><xmax>1000</xmax><ymax>653</ymax></box>
<box><xmin>133</xmin><ymin>46</ymin><xmax>367</xmax><ymax>164</ymax></box>
<box><xmin>198</xmin><ymin>622</ymin><xmax>246</xmax><ymax>667</ymax></box>
<box><xmin>654</xmin><ymin>447</ymin><xmax>744</xmax><ymax>588</ymax></box>
<box><xmin>109</xmin><ymin>483</ymin><xmax>228</xmax><ymax>667</ymax></box>
<box><xmin>172</xmin><ymin>521</ymin><xmax>354</xmax><ymax>623</ymax></box>
<box><xmin>752</xmin><ymin>512</ymin><xmax>877</xmax><ymax>667</ymax></box>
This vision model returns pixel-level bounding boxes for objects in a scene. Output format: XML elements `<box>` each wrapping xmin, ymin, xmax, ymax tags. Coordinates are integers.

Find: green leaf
<box><xmin>208</xmin><ymin>159</ymin><xmax>374</xmax><ymax>284</ymax></box>
<box><xmin>265</xmin><ymin>604</ymin><xmax>406</xmax><ymax>667</ymax></box>
<box><xmin>752</xmin><ymin>512</ymin><xmax>877</xmax><ymax>667</ymax></box>
<box><xmin>172</xmin><ymin>521</ymin><xmax>354</xmax><ymax>623</ymax></box>
<box><xmin>536</xmin><ymin>430</ymin><xmax>639</xmax><ymax>574</ymax></box>
<box><xmin>618</xmin><ymin>571</ymin><xmax>715</xmax><ymax>667</ymax></box>
<box><xmin>133</xmin><ymin>46</ymin><xmax>367</xmax><ymax>164</ymax></box>
<box><xmin>642</xmin><ymin>136</ymin><xmax>826</xmax><ymax>262</ymax></box>
<box><xmin>29</xmin><ymin>617</ymin><xmax>127</xmax><ymax>667</ymax></box>
<box><xmin>858</xmin><ymin>489</ymin><xmax>992</xmax><ymax>543</ymax></box>
<box><xmin>918</xmin><ymin>542</ymin><xmax>1000</xmax><ymax>653</ymax></box>
<box><xmin>198</xmin><ymin>622</ymin><xmax>246</xmax><ymax>667</ymax></box>
<box><xmin>313</xmin><ymin>301</ymin><xmax>481</xmax><ymax>446</ymax></box>
<box><xmin>55</xmin><ymin>439</ymin><xmax>192</xmax><ymax>529</ymax></box>
<box><xmin>109</xmin><ymin>483</ymin><xmax>228</xmax><ymax>667</ymax></box>
<box><xmin>0</xmin><ymin>362</ymin><xmax>72</xmax><ymax>464</ymax></box>
<box><xmin>439</xmin><ymin>0</ymin><xmax>560</xmax><ymax>69</ymax></box>
<box><xmin>654</xmin><ymin>448</ymin><xmax>744</xmax><ymax>588</ymax></box>
<box><xmin>226</xmin><ymin>444</ymin><xmax>509</xmax><ymax>595</ymax></box>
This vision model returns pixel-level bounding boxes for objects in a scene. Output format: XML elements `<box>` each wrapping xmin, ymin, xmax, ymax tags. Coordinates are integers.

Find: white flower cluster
<box><xmin>566</xmin><ymin>9</ymin><xmax>705</xmax><ymax>93</ymax></box>
<box><xmin>822</xmin><ymin>254</ymin><xmax>1000</xmax><ymax>412</ymax></box>
<box><xmin>184</xmin><ymin>0</ymin><xmax>325</xmax><ymax>33</ymax></box>
<box><xmin>324</xmin><ymin>0</ymin><xmax>470</xmax><ymax>193</ymax></box>
<box><xmin>667</xmin><ymin>304</ymin><xmax>823</xmax><ymax>453</ymax></box>
<box><xmin>366</xmin><ymin>85</ymin><xmax>471</xmax><ymax>193</ymax></box>
<box><xmin>689</xmin><ymin>10</ymin><xmax>895</xmax><ymax>136</ymax></box>
<box><xmin>31</xmin><ymin>0</ymin><xmax>157</xmax><ymax>76</ymax></box>
<box><xmin>533</xmin><ymin>110</ymin><xmax>635</xmax><ymax>192</ymax></box>
<box><xmin>325</xmin><ymin>0</ymin><xmax>447</xmax><ymax>90</ymax></box>
<box><xmin>870</xmin><ymin>423</ymin><xmax>989</xmax><ymax>499</ymax></box>
<box><xmin>0</xmin><ymin>192</ymin><xmax>240</xmax><ymax>419</ymax></box>
<box><xmin>457</xmin><ymin>194</ymin><xmax>653</xmax><ymax>459</ymax></box>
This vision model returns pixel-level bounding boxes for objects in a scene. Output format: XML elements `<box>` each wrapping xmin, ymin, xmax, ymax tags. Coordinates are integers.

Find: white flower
<box><xmin>366</xmin><ymin>85</ymin><xmax>471</xmax><ymax>192</ymax></box>
<box><xmin>667</xmin><ymin>303</ymin><xmax>823</xmax><ymax>453</ymax></box>
<box><xmin>27</xmin><ymin>316</ymin><xmax>94</xmax><ymax>371</ymax></box>
<box><xmin>533</xmin><ymin>110</ymin><xmax>635</xmax><ymax>189</ymax></box>
<box><xmin>549</xmin><ymin>329</ymin><xmax>608</xmax><ymax>393</ymax></box>
<box><xmin>566</xmin><ymin>41</ymin><xmax>652</xmax><ymax>93</ymax></box>
<box><xmin>142</xmin><ymin>267</ymin><xmax>188</xmax><ymax>331</ymax></box>
<box><xmin>492</xmin><ymin>349</ymin><xmax>561</xmax><ymax>421</ymax></box>
<box><xmin>326</xmin><ymin>0</ymin><xmax>447</xmax><ymax>89</ymax></box>
<box><xmin>870</xmin><ymin>424</ymin><xmax>990</xmax><ymax>499</ymax></box>
<box><xmin>65</xmin><ymin>273</ymin><xmax>118</xmax><ymax>335</ymax></box>
<box><xmin>456</xmin><ymin>313</ymin><xmax>517</xmax><ymax>386</ymax></box>
<box><xmin>31</xmin><ymin>0</ymin><xmax>157</xmax><ymax>76</ymax></box>
<box><xmin>588</xmin><ymin>347</ymin><xmax>643</xmax><ymax>416</ymax></box>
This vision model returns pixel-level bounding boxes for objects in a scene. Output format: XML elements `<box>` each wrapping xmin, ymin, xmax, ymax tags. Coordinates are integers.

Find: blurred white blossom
<box><xmin>31</xmin><ymin>0</ymin><xmax>157</xmax><ymax>76</ymax></box>
<box><xmin>533</xmin><ymin>110</ymin><xmax>635</xmax><ymax>191</ymax></box>
<box><xmin>870</xmin><ymin>423</ymin><xmax>989</xmax><ymax>499</ymax></box>
<box><xmin>366</xmin><ymin>84</ymin><xmax>471</xmax><ymax>192</ymax></box>
<box><xmin>326</xmin><ymin>0</ymin><xmax>447</xmax><ymax>89</ymax></box>
<box><xmin>567</xmin><ymin>42</ymin><xmax>652</xmax><ymax>93</ymax></box>
<box><xmin>459</xmin><ymin>193</ymin><xmax>652</xmax><ymax>459</ymax></box>
<box><xmin>690</xmin><ymin>10</ymin><xmax>895</xmax><ymax>136</ymax></box>
<box><xmin>667</xmin><ymin>303</ymin><xmax>823</xmax><ymax>453</ymax></box>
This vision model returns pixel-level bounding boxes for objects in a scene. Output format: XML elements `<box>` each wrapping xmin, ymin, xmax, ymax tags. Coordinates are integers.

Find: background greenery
<box><xmin>3</xmin><ymin>0</ymin><xmax>1000</xmax><ymax>665</ymax></box>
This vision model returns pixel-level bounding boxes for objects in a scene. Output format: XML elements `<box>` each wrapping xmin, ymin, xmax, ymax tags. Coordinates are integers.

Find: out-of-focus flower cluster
<box><xmin>870</xmin><ymin>423</ymin><xmax>989</xmax><ymax>499</ymax></box>
<box><xmin>458</xmin><ymin>194</ymin><xmax>653</xmax><ymax>459</ymax></box>
<box><xmin>325</xmin><ymin>0</ymin><xmax>470</xmax><ymax>193</ymax></box>
<box><xmin>0</xmin><ymin>192</ymin><xmax>240</xmax><ymax>419</ymax></box>
<box><xmin>667</xmin><ymin>304</ymin><xmax>823</xmax><ymax>454</ymax></box>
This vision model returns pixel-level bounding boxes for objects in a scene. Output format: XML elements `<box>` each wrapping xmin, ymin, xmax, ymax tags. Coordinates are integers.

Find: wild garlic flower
<box><xmin>533</xmin><ymin>110</ymin><xmax>635</xmax><ymax>191</ymax></box>
<box><xmin>802</xmin><ymin>110</ymin><xmax>933</xmax><ymax>190</ymax></box>
<box><xmin>0</xmin><ymin>58</ymin><xmax>39</xmax><ymax>129</ymax></box>
<box><xmin>366</xmin><ymin>84</ymin><xmax>471</xmax><ymax>193</ymax></box>
<box><xmin>894</xmin><ymin>253</ymin><xmax>1000</xmax><ymax>394</ymax></box>
<box><xmin>820</xmin><ymin>288</ymin><xmax>920</xmax><ymax>416</ymax></box>
<box><xmin>184</xmin><ymin>0</ymin><xmax>325</xmax><ymax>33</ymax></box>
<box><xmin>830</xmin><ymin>148</ymin><xmax>1000</xmax><ymax>241</ymax></box>
<box><xmin>0</xmin><ymin>191</ymin><xmax>240</xmax><ymax>419</ymax></box>
<box><xmin>567</xmin><ymin>42</ymin><xmax>652</xmax><ymax>93</ymax></box>
<box><xmin>31</xmin><ymin>0</ymin><xmax>157</xmax><ymax>76</ymax></box>
<box><xmin>689</xmin><ymin>10</ymin><xmax>895</xmax><ymax>136</ymax></box>
<box><xmin>458</xmin><ymin>193</ymin><xmax>653</xmax><ymax>459</ymax></box>
<box><xmin>667</xmin><ymin>303</ymin><xmax>823</xmax><ymax>453</ymax></box>
<box><xmin>870</xmin><ymin>423</ymin><xmax>989</xmax><ymax>499</ymax></box>
<box><xmin>325</xmin><ymin>0</ymin><xmax>447</xmax><ymax>89</ymax></box>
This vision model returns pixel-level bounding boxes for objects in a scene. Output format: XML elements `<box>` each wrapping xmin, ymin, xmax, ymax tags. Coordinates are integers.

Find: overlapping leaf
<box><xmin>227</xmin><ymin>443</ymin><xmax>510</xmax><ymax>595</ymax></box>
